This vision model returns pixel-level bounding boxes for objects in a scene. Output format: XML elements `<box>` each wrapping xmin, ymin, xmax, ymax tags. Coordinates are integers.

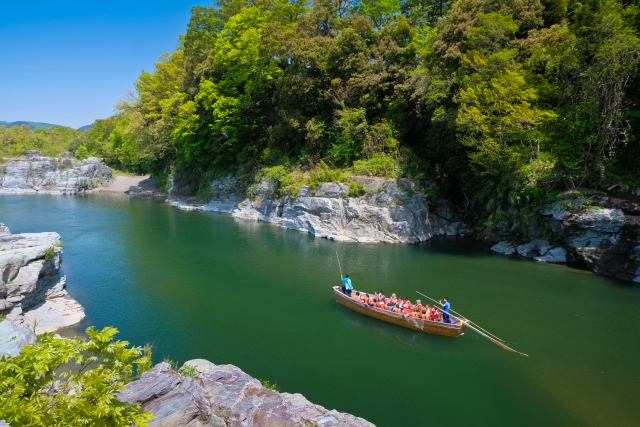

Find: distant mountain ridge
<box><xmin>0</xmin><ymin>121</ymin><xmax>91</xmax><ymax>131</ymax></box>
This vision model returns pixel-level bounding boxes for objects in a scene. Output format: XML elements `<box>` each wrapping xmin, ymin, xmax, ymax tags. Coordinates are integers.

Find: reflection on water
<box><xmin>1</xmin><ymin>194</ymin><xmax>639</xmax><ymax>427</ymax></box>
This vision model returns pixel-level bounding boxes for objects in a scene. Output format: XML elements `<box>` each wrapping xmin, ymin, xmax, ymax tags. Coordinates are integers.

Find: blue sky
<box><xmin>0</xmin><ymin>1</ymin><xmax>210</xmax><ymax>128</ymax></box>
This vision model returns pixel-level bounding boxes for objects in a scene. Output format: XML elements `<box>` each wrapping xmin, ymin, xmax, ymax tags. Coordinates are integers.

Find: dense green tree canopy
<box><xmin>68</xmin><ymin>0</ymin><xmax>640</xmax><ymax>213</ymax></box>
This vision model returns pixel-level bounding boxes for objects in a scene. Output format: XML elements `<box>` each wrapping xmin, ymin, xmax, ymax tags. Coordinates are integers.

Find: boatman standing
<box><xmin>440</xmin><ymin>297</ymin><xmax>451</xmax><ymax>323</ymax></box>
<box><xmin>340</xmin><ymin>274</ymin><xmax>353</xmax><ymax>297</ymax></box>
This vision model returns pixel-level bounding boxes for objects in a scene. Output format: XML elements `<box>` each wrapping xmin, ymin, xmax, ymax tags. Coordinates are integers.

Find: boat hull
<box><xmin>333</xmin><ymin>287</ymin><xmax>467</xmax><ymax>337</ymax></box>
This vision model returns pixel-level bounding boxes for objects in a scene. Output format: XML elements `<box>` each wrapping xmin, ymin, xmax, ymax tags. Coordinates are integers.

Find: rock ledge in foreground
<box><xmin>120</xmin><ymin>359</ymin><xmax>375</xmax><ymax>427</ymax></box>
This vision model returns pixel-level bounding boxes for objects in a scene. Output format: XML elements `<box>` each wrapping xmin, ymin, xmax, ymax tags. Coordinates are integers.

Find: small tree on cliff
<box><xmin>0</xmin><ymin>327</ymin><xmax>154</xmax><ymax>427</ymax></box>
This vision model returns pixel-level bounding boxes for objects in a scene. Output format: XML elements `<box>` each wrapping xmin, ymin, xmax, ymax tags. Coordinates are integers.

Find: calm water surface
<box><xmin>1</xmin><ymin>194</ymin><xmax>639</xmax><ymax>427</ymax></box>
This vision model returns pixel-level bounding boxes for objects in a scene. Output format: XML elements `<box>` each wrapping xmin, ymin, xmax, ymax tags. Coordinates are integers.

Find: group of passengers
<box><xmin>339</xmin><ymin>275</ymin><xmax>452</xmax><ymax>323</ymax></box>
<box><xmin>353</xmin><ymin>291</ymin><xmax>447</xmax><ymax>322</ymax></box>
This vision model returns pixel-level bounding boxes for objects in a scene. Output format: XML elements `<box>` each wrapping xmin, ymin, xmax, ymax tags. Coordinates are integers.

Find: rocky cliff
<box><xmin>119</xmin><ymin>359</ymin><xmax>374</xmax><ymax>427</ymax></box>
<box><xmin>167</xmin><ymin>176</ymin><xmax>469</xmax><ymax>244</ymax></box>
<box><xmin>490</xmin><ymin>192</ymin><xmax>640</xmax><ymax>283</ymax></box>
<box><xmin>0</xmin><ymin>150</ymin><xmax>112</xmax><ymax>194</ymax></box>
<box><xmin>0</xmin><ymin>223</ymin><xmax>84</xmax><ymax>332</ymax></box>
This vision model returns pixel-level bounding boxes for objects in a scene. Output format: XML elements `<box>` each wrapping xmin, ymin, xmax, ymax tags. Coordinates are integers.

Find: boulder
<box><xmin>0</xmin><ymin>319</ymin><xmax>36</xmax><ymax>357</ymax></box>
<box><xmin>0</xmin><ymin>226</ymin><xmax>84</xmax><ymax>333</ymax></box>
<box><xmin>119</xmin><ymin>360</ymin><xmax>374</xmax><ymax>427</ymax></box>
<box><xmin>534</xmin><ymin>247</ymin><xmax>568</xmax><ymax>263</ymax></box>
<box><xmin>516</xmin><ymin>239</ymin><xmax>551</xmax><ymax>258</ymax></box>
<box><xmin>491</xmin><ymin>241</ymin><xmax>515</xmax><ymax>255</ymax></box>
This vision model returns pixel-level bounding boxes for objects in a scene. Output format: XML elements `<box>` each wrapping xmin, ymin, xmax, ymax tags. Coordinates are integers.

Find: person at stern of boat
<box><xmin>440</xmin><ymin>297</ymin><xmax>451</xmax><ymax>323</ymax></box>
<box><xmin>340</xmin><ymin>275</ymin><xmax>353</xmax><ymax>297</ymax></box>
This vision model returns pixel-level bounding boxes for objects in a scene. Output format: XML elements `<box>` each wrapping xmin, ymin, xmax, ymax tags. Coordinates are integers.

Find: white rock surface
<box><xmin>0</xmin><ymin>223</ymin><xmax>84</xmax><ymax>333</ymax></box>
<box><xmin>0</xmin><ymin>151</ymin><xmax>112</xmax><ymax>194</ymax></box>
<box><xmin>168</xmin><ymin>176</ymin><xmax>469</xmax><ymax>244</ymax></box>
<box><xmin>22</xmin><ymin>297</ymin><xmax>85</xmax><ymax>334</ymax></box>
<box><xmin>0</xmin><ymin>319</ymin><xmax>36</xmax><ymax>357</ymax></box>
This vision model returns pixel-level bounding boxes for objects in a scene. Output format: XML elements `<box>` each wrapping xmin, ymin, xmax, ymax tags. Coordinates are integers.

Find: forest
<box><xmin>8</xmin><ymin>0</ymin><xmax>640</xmax><ymax>216</ymax></box>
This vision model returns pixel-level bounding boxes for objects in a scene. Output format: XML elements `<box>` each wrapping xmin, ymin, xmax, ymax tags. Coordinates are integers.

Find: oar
<box><xmin>416</xmin><ymin>291</ymin><xmax>529</xmax><ymax>357</ymax></box>
<box><xmin>335</xmin><ymin>250</ymin><xmax>344</xmax><ymax>278</ymax></box>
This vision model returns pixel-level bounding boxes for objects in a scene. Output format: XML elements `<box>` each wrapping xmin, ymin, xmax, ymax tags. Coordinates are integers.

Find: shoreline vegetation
<box><xmin>2</xmin><ymin>0</ymin><xmax>640</xmax><ymax>236</ymax></box>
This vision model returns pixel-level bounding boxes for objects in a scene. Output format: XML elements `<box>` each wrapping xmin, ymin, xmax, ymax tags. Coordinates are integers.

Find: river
<box><xmin>1</xmin><ymin>194</ymin><xmax>639</xmax><ymax>426</ymax></box>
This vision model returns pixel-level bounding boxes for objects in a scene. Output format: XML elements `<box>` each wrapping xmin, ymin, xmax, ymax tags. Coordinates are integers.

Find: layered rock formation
<box><xmin>0</xmin><ymin>150</ymin><xmax>112</xmax><ymax>194</ymax></box>
<box><xmin>120</xmin><ymin>359</ymin><xmax>374</xmax><ymax>427</ymax></box>
<box><xmin>491</xmin><ymin>193</ymin><xmax>640</xmax><ymax>282</ymax></box>
<box><xmin>0</xmin><ymin>223</ymin><xmax>84</xmax><ymax>332</ymax></box>
<box><xmin>168</xmin><ymin>176</ymin><xmax>469</xmax><ymax>243</ymax></box>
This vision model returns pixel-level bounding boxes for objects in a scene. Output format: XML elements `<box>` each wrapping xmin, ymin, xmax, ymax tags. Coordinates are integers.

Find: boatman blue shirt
<box><xmin>341</xmin><ymin>277</ymin><xmax>353</xmax><ymax>290</ymax></box>
<box><xmin>443</xmin><ymin>302</ymin><xmax>450</xmax><ymax>313</ymax></box>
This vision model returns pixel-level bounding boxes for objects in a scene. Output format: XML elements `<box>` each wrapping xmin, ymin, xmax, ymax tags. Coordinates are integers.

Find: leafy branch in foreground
<box><xmin>0</xmin><ymin>327</ymin><xmax>154</xmax><ymax>427</ymax></box>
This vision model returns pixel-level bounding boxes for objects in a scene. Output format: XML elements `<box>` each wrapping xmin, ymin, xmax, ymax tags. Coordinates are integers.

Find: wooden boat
<box><xmin>333</xmin><ymin>286</ymin><xmax>468</xmax><ymax>337</ymax></box>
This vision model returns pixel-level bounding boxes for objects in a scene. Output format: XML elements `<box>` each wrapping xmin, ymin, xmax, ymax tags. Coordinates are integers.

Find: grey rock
<box><xmin>120</xmin><ymin>360</ymin><xmax>374</xmax><ymax>427</ymax></box>
<box><xmin>0</xmin><ymin>153</ymin><xmax>112</xmax><ymax>194</ymax></box>
<box><xmin>0</xmin><ymin>319</ymin><xmax>36</xmax><ymax>357</ymax></box>
<box><xmin>516</xmin><ymin>239</ymin><xmax>551</xmax><ymax>258</ymax></box>
<box><xmin>534</xmin><ymin>247</ymin><xmax>568</xmax><ymax>263</ymax></box>
<box><xmin>0</xmin><ymin>226</ymin><xmax>83</xmax><ymax>332</ymax></box>
<box><xmin>0</xmin><ymin>223</ymin><xmax>9</xmax><ymax>236</ymax></box>
<box><xmin>167</xmin><ymin>176</ymin><xmax>469</xmax><ymax>244</ymax></box>
<box><xmin>491</xmin><ymin>241</ymin><xmax>515</xmax><ymax>255</ymax></box>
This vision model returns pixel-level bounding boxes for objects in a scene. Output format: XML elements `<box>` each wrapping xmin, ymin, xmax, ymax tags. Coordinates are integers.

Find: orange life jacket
<box><xmin>354</xmin><ymin>295</ymin><xmax>361</xmax><ymax>302</ymax></box>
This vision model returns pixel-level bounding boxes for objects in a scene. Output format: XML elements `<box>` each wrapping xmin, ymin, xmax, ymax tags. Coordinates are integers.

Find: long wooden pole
<box><xmin>416</xmin><ymin>291</ymin><xmax>529</xmax><ymax>357</ymax></box>
<box><xmin>335</xmin><ymin>250</ymin><xmax>343</xmax><ymax>278</ymax></box>
<box><xmin>416</xmin><ymin>291</ymin><xmax>503</xmax><ymax>342</ymax></box>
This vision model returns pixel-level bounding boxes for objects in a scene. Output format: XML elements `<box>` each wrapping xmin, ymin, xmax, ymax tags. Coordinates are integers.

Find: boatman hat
<box><xmin>416</xmin><ymin>299</ymin><xmax>421</xmax><ymax>303</ymax></box>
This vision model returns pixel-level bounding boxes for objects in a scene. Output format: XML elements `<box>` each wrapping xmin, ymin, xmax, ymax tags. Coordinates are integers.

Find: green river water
<box><xmin>1</xmin><ymin>194</ymin><xmax>639</xmax><ymax>426</ymax></box>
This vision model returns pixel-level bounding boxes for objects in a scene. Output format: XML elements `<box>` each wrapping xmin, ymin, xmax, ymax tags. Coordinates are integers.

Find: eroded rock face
<box><xmin>542</xmin><ymin>196</ymin><xmax>640</xmax><ymax>281</ymax></box>
<box><xmin>168</xmin><ymin>176</ymin><xmax>469</xmax><ymax>244</ymax></box>
<box><xmin>0</xmin><ymin>223</ymin><xmax>85</xmax><ymax>331</ymax></box>
<box><xmin>0</xmin><ymin>151</ymin><xmax>112</xmax><ymax>194</ymax></box>
<box><xmin>491</xmin><ymin>239</ymin><xmax>568</xmax><ymax>263</ymax></box>
<box><xmin>120</xmin><ymin>360</ymin><xmax>375</xmax><ymax>427</ymax></box>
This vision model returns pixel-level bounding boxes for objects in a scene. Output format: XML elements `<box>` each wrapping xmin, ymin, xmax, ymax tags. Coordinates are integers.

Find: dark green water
<box><xmin>1</xmin><ymin>194</ymin><xmax>639</xmax><ymax>427</ymax></box>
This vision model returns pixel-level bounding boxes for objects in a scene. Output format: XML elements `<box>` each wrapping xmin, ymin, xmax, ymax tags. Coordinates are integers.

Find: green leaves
<box><xmin>0</xmin><ymin>327</ymin><xmax>153</xmax><ymax>427</ymax></box>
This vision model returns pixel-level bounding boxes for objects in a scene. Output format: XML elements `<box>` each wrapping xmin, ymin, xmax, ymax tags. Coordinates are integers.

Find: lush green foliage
<box><xmin>71</xmin><ymin>0</ymin><xmax>640</xmax><ymax>214</ymax></box>
<box><xmin>0</xmin><ymin>327</ymin><xmax>153</xmax><ymax>427</ymax></box>
<box><xmin>0</xmin><ymin>125</ymin><xmax>84</xmax><ymax>159</ymax></box>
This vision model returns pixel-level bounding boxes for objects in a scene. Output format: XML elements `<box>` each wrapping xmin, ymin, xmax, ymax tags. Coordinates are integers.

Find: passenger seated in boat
<box><xmin>425</xmin><ymin>305</ymin><xmax>432</xmax><ymax>319</ymax></box>
<box><xmin>367</xmin><ymin>295</ymin><xmax>375</xmax><ymax>307</ymax></box>
<box><xmin>397</xmin><ymin>297</ymin><xmax>404</xmax><ymax>309</ymax></box>
<box><xmin>389</xmin><ymin>293</ymin><xmax>397</xmax><ymax>306</ymax></box>
<box><xmin>420</xmin><ymin>310</ymin><xmax>429</xmax><ymax>320</ymax></box>
<box><xmin>378</xmin><ymin>291</ymin><xmax>386</xmax><ymax>303</ymax></box>
<box><xmin>405</xmin><ymin>300</ymin><xmax>413</xmax><ymax>311</ymax></box>
<box><xmin>354</xmin><ymin>292</ymin><xmax>361</xmax><ymax>302</ymax></box>
<box><xmin>393</xmin><ymin>305</ymin><xmax>402</xmax><ymax>314</ymax></box>
<box><xmin>415</xmin><ymin>300</ymin><xmax>423</xmax><ymax>313</ymax></box>
<box><xmin>403</xmin><ymin>305</ymin><xmax>412</xmax><ymax>316</ymax></box>
<box><xmin>433</xmin><ymin>309</ymin><xmax>441</xmax><ymax>322</ymax></box>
